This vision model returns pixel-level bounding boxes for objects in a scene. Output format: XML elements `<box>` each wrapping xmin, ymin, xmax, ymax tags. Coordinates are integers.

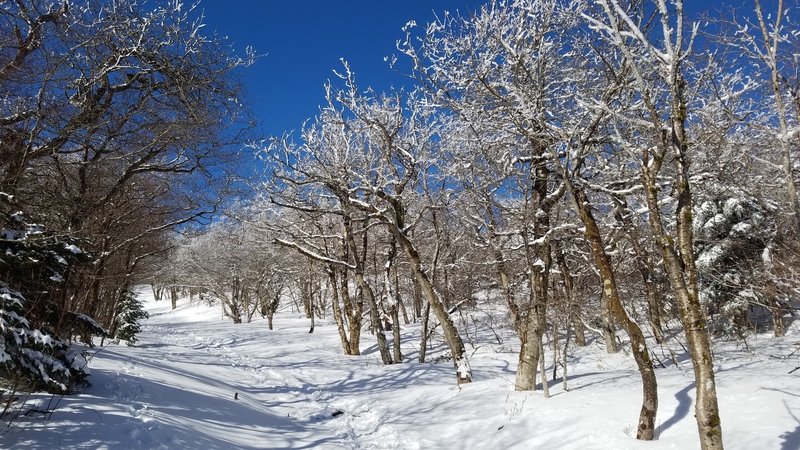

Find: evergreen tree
<box><xmin>113</xmin><ymin>291</ymin><xmax>149</xmax><ymax>346</ymax></box>
<box><xmin>694</xmin><ymin>191</ymin><xmax>778</xmax><ymax>337</ymax></box>
<box><xmin>0</xmin><ymin>211</ymin><xmax>105</xmax><ymax>394</ymax></box>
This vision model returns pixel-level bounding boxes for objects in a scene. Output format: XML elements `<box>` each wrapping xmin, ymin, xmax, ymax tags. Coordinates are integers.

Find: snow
<box><xmin>4</xmin><ymin>286</ymin><xmax>800</xmax><ymax>449</ymax></box>
<box><xmin>74</xmin><ymin>312</ymin><xmax>107</xmax><ymax>333</ymax></box>
<box><xmin>0</xmin><ymin>288</ymin><xmax>24</xmax><ymax>308</ymax></box>
<box><xmin>696</xmin><ymin>244</ymin><xmax>727</xmax><ymax>271</ymax></box>
<box><xmin>28</xmin><ymin>328</ymin><xmax>54</xmax><ymax>347</ymax></box>
<box><xmin>64</xmin><ymin>244</ymin><xmax>83</xmax><ymax>254</ymax></box>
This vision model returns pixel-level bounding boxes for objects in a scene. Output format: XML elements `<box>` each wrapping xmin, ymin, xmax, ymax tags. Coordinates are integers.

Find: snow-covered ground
<box><xmin>3</xmin><ymin>287</ymin><xmax>800</xmax><ymax>449</ymax></box>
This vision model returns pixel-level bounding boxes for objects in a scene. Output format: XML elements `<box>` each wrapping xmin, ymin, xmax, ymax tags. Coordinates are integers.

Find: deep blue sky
<box><xmin>201</xmin><ymin>0</ymin><xmax>485</xmax><ymax>138</ymax></box>
<box><xmin>200</xmin><ymin>1</ymin><xmax>747</xmax><ymax>140</ymax></box>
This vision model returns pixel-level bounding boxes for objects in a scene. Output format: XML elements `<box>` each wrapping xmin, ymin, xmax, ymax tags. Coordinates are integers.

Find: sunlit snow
<box><xmin>4</xmin><ymin>287</ymin><xmax>799</xmax><ymax>449</ymax></box>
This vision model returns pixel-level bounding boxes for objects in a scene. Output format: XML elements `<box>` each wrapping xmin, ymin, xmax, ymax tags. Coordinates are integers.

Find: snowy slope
<box><xmin>3</xmin><ymin>287</ymin><xmax>799</xmax><ymax>449</ymax></box>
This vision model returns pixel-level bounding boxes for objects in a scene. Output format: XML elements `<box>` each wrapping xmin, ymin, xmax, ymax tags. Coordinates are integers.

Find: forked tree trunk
<box><xmin>516</xmin><ymin>159</ymin><xmax>559</xmax><ymax>391</ymax></box>
<box><xmin>589</xmin><ymin>1</ymin><xmax>722</xmax><ymax>445</ymax></box>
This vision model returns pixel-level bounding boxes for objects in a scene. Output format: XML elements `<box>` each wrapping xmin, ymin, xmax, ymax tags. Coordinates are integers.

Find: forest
<box><xmin>1</xmin><ymin>1</ymin><xmax>799</xmax><ymax>449</ymax></box>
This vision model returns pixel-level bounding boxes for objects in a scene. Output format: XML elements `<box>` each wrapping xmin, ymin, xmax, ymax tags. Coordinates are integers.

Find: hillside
<box><xmin>3</xmin><ymin>287</ymin><xmax>799</xmax><ymax>449</ymax></box>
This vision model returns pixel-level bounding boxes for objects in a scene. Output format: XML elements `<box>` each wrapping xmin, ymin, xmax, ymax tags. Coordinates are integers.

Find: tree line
<box><xmin>0</xmin><ymin>0</ymin><xmax>251</xmax><ymax>403</ymax></box>
<box><xmin>170</xmin><ymin>1</ymin><xmax>798</xmax><ymax>449</ymax></box>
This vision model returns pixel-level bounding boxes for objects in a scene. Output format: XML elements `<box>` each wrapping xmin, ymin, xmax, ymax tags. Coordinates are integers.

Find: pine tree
<box><xmin>0</xmin><ymin>212</ymin><xmax>105</xmax><ymax>394</ymax></box>
<box><xmin>694</xmin><ymin>192</ymin><xmax>777</xmax><ymax>337</ymax></box>
<box><xmin>113</xmin><ymin>291</ymin><xmax>149</xmax><ymax>346</ymax></box>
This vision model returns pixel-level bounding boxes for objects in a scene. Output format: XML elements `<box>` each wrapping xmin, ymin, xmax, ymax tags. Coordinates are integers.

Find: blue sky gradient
<box><xmin>200</xmin><ymin>1</ymin><xmax>748</xmax><ymax>140</ymax></box>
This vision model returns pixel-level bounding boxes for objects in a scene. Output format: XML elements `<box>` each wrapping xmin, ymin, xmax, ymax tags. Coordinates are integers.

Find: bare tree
<box><xmin>715</xmin><ymin>0</ymin><xmax>800</xmax><ymax>232</ymax></box>
<box><xmin>585</xmin><ymin>1</ymin><xmax>723</xmax><ymax>447</ymax></box>
<box><xmin>400</xmin><ymin>0</ymin><xmax>576</xmax><ymax>391</ymax></box>
<box><xmin>266</xmin><ymin>67</ymin><xmax>473</xmax><ymax>383</ymax></box>
<box><xmin>0</xmin><ymin>0</ymin><xmax>254</xmax><ymax>393</ymax></box>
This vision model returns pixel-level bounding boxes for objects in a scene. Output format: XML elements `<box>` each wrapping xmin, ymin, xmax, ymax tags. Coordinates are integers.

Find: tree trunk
<box><xmin>771</xmin><ymin>303</ymin><xmax>785</xmax><ymax>337</ymax></box>
<box><xmin>644</xmin><ymin>279</ymin><xmax>665</xmax><ymax>344</ymax></box>
<box><xmin>614</xmin><ymin>197</ymin><xmax>666</xmax><ymax>344</ymax></box>
<box><xmin>495</xmin><ymin>246</ymin><xmax>522</xmax><ymax>335</ymax></box>
<box><xmin>308</xmin><ymin>298</ymin><xmax>315</xmax><ymax>334</ymax></box>
<box><xmin>344</xmin><ymin>216</ymin><xmax>391</xmax><ymax>364</ymax></box>
<box><xmin>662</xmin><ymin>63</ymin><xmax>723</xmax><ymax>448</ymax></box>
<box><xmin>601</xmin><ymin>292</ymin><xmax>619</xmax><ymax>353</ymax></box>
<box><xmin>339</xmin><ymin>273</ymin><xmax>362</xmax><ymax>355</ymax></box>
<box><xmin>170</xmin><ymin>286</ymin><xmax>178</xmax><ymax>310</ymax></box>
<box><xmin>539</xmin><ymin>339</ymin><xmax>550</xmax><ymax>397</ymax></box>
<box><xmin>395</xmin><ymin>267</ymin><xmax>410</xmax><ymax>325</ymax></box>
<box><xmin>562</xmin><ymin>319</ymin><xmax>571</xmax><ymax>391</ymax></box>
<box><xmin>634</xmin><ymin>117</ymin><xmax>722</xmax><ymax>448</ymax></box>
<box><xmin>644</xmin><ymin>170</ymin><xmax>722</xmax><ymax>448</ymax></box>
<box><xmin>757</xmin><ymin>0</ymin><xmax>800</xmax><ymax>233</ymax></box>
<box><xmin>229</xmin><ymin>276</ymin><xmax>243</xmax><ymax>324</ymax></box>
<box><xmin>394</xmin><ymin>228</ymin><xmax>471</xmax><ymax>383</ymax></box>
<box><xmin>515</xmin><ymin>269</ymin><xmax>548</xmax><ymax>391</ymax></box>
<box><xmin>572</xmin><ymin>316</ymin><xmax>587</xmax><ymax>347</ymax></box>
<box><xmin>391</xmin><ymin>304</ymin><xmax>402</xmax><ymax>363</ymax></box>
<box><xmin>572</xmin><ymin>185</ymin><xmax>658</xmax><ymax>440</ymax></box>
<box><xmin>418</xmin><ymin>301</ymin><xmax>431</xmax><ymax>363</ymax></box>
<box><xmin>385</xmin><ymin>238</ymin><xmax>403</xmax><ymax>363</ymax></box>
<box><xmin>358</xmin><ymin>273</ymin><xmax>393</xmax><ymax>365</ymax></box>
<box><xmin>554</xmin><ymin>243</ymin><xmax>586</xmax><ymax>347</ymax></box>
<box><xmin>516</xmin><ymin>157</ymin><xmax>560</xmax><ymax>390</ymax></box>
<box><xmin>413</xmin><ymin>279</ymin><xmax>422</xmax><ymax>320</ymax></box>
<box><xmin>328</xmin><ymin>267</ymin><xmax>352</xmax><ymax>354</ymax></box>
